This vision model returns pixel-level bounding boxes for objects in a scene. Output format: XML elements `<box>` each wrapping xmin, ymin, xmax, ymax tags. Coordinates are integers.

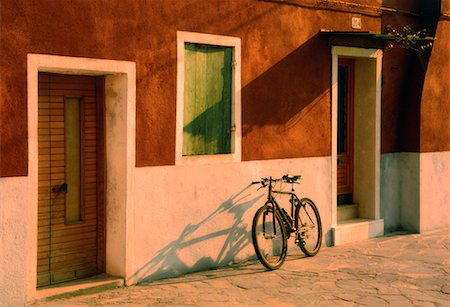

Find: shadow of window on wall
<box><xmin>241</xmin><ymin>33</ymin><xmax>331</xmax><ymax>160</ymax></box>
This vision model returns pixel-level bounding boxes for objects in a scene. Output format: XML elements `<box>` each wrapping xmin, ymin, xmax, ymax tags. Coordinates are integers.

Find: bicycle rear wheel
<box><xmin>295</xmin><ymin>198</ymin><xmax>322</xmax><ymax>257</ymax></box>
<box><xmin>252</xmin><ymin>205</ymin><xmax>287</xmax><ymax>270</ymax></box>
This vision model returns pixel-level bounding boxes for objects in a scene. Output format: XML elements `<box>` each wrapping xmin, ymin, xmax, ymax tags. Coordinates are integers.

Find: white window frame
<box><xmin>176</xmin><ymin>31</ymin><xmax>241</xmax><ymax>165</ymax></box>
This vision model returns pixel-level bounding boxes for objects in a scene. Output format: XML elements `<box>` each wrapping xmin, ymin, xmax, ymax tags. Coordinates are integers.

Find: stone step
<box><xmin>337</xmin><ymin>203</ymin><xmax>359</xmax><ymax>222</ymax></box>
<box><xmin>333</xmin><ymin>218</ymin><xmax>384</xmax><ymax>245</ymax></box>
<box><xmin>36</xmin><ymin>273</ymin><xmax>124</xmax><ymax>302</ymax></box>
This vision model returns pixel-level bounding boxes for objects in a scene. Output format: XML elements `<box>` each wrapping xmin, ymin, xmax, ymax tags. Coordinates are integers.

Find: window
<box><xmin>176</xmin><ymin>32</ymin><xmax>241</xmax><ymax>164</ymax></box>
<box><xmin>183</xmin><ymin>43</ymin><xmax>233</xmax><ymax>155</ymax></box>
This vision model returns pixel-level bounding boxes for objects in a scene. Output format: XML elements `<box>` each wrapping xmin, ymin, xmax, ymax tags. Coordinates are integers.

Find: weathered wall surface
<box><xmin>380</xmin><ymin>152</ymin><xmax>424</xmax><ymax>233</ymax></box>
<box><xmin>380</xmin><ymin>0</ymin><xmax>435</xmax><ymax>154</ymax></box>
<box><xmin>3</xmin><ymin>0</ymin><xmax>440</xmax><ymax>174</ymax></box>
<box><xmin>0</xmin><ymin>0</ymin><xmax>383</xmax><ymax>176</ymax></box>
<box><xmin>419</xmin><ymin>151</ymin><xmax>450</xmax><ymax>231</ymax></box>
<box><xmin>444</xmin><ymin>0</ymin><xmax>450</xmax><ymax>13</ymax></box>
<box><xmin>0</xmin><ymin>177</ymin><xmax>34</xmax><ymax>305</ymax></box>
<box><xmin>130</xmin><ymin>157</ymin><xmax>332</xmax><ymax>283</ymax></box>
<box><xmin>380</xmin><ymin>0</ymin><xmax>449</xmax><ymax>234</ymax></box>
<box><xmin>1</xmin><ymin>1</ymin><xmax>448</xmax><ymax>305</ymax></box>
<box><xmin>420</xmin><ymin>17</ymin><xmax>450</xmax><ymax>153</ymax></box>
<box><xmin>416</xmin><ymin>2</ymin><xmax>450</xmax><ymax>231</ymax></box>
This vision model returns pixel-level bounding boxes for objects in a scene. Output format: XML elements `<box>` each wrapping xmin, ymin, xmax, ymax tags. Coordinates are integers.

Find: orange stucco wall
<box><xmin>420</xmin><ymin>9</ymin><xmax>450</xmax><ymax>152</ymax></box>
<box><xmin>0</xmin><ymin>0</ymin><xmax>446</xmax><ymax>177</ymax></box>
<box><xmin>380</xmin><ymin>10</ymin><xmax>422</xmax><ymax>153</ymax></box>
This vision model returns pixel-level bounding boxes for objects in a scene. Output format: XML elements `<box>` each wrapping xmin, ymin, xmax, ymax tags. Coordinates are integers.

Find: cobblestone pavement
<box><xmin>34</xmin><ymin>228</ymin><xmax>449</xmax><ymax>306</ymax></box>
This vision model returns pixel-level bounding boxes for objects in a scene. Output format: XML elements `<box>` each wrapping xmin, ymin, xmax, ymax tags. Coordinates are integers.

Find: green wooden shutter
<box><xmin>183</xmin><ymin>43</ymin><xmax>233</xmax><ymax>156</ymax></box>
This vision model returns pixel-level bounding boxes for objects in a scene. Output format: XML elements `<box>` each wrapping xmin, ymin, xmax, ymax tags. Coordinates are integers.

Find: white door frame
<box><xmin>331</xmin><ymin>46</ymin><xmax>383</xmax><ymax>228</ymax></box>
<box><xmin>27</xmin><ymin>54</ymin><xmax>136</xmax><ymax>300</ymax></box>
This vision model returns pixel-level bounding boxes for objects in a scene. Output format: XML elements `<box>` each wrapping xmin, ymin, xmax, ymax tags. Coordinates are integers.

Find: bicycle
<box><xmin>251</xmin><ymin>175</ymin><xmax>322</xmax><ymax>269</ymax></box>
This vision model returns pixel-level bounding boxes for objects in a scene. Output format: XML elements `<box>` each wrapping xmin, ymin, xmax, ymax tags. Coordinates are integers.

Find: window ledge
<box><xmin>176</xmin><ymin>152</ymin><xmax>241</xmax><ymax>166</ymax></box>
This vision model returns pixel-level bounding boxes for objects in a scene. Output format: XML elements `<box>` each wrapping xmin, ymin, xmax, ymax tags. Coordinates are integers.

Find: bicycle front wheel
<box><xmin>252</xmin><ymin>205</ymin><xmax>287</xmax><ymax>270</ymax></box>
<box><xmin>295</xmin><ymin>198</ymin><xmax>322</xmax><ymax>257</ymax></box>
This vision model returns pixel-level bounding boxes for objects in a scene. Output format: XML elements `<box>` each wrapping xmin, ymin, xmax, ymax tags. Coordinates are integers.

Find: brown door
<box><xmin>337</xmin><ymin>59</ymin><xmax>354</xmax><ymax>205</ymax></box>
<box><xmin>37</xmin><ymin>73</ymin><xmax>105</xmax><ymax>287</ymax></box>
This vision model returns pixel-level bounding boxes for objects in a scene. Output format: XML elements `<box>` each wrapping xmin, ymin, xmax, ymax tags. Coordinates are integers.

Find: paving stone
<box><xmin>413</xmin><ymin>277</ymin><xmax>449</xmax><ymax>291</ymax></box>
<box><xmin>202</xmin><ymin>293</ymin><xmax>236</xmax><ymax>302</ymax></box>
<box><xmin>374</xmin><ymin>272</ymin><xmax>401</xmax><ymax>283</ymax></box>
<box><xmin>278</xmin><ymin>286</ymin><xmax>304</xmax><ymax>295</ymax></box>
<box><xmin>377</xmin><ymin>294</ymin><xmax>413</xmax><ymax>306</ymax></box>
<box><xmin>441</xmin><ymin>284</ymin><xmax>450</xmax><ymax>294</ymax></box>
<box><xmin>335</xmin><ymin>279</ymin><xmax>363</xmax><ymax>290</ymax></box>
<box><xmin>33</xmin><ymin>228</ymin><xmax>450</xmax><ymax>307</ymax></box>
<box><xmin>328</xmin><ymin>299</ymin><xmax>358</xmax><ymax>306</ymax></box>
<box><xmin>411</xmin><ymin>300</ymin><xmax>440</xmax><ymax>307</ymax></box>
<box><xmin>399</xmin><ymin>265</ymin><xmax>440</xmax><ymax>276</ymax></box>
<box><xmin>354</xmin><ymin>295</ymin><xmax>388</xmax><ymax>306</ymax></box>
<box><xmin>257</xmin><ymin>297</ymin><xmax>298</xmax><ymax>306</ymax></box>
<box><xmin>334</xmin><ymin>292</ymin><xmax>363</xmax><ymax>302</ymax></box>
<box><xmin>422</xmin><ymin>289</ymin><xmax>450</xmax><ymax>301</ymax></box>
<box><xmin>404</xmin><ymin>292</ymin><xmax>450</xmax><ymax>306</ymax></box>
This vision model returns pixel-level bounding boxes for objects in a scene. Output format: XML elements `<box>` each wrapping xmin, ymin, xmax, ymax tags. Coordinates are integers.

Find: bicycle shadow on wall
<box><xmin>132</xmin><ymin>185</ymin><xmax>265</xmax><ymax>283</ymax></box>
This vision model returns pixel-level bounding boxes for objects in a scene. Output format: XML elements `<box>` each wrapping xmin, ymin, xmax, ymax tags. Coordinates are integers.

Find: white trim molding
<box><xmin>27</xmin><ymin>54</ymin><xmax>136</xmax><ymax>300</ymax></box>
<box><xmin>176</xmin><ymin>31</ymin><xmax>242</xmax><ymax>165</ymax></box>
<box><xmin>331</xmin><ymin>46</ymin><xmax>383</xmax><ymax>244</ymax></box>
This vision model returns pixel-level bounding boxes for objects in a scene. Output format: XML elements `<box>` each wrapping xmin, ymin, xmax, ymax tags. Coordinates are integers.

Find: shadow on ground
<box><xmin>137</xmin><ymin>253</ymin><xmax>310</xmax><ymax>287</ymax></box>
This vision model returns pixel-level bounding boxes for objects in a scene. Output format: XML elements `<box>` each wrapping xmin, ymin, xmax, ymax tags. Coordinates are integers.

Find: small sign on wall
<box><xmin>352</xmin><ymin>16</ymin><xmax>361</xmax><ymax>29</ymax></box>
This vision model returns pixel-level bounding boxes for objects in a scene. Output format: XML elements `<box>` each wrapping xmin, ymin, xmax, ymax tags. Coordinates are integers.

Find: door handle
<box><xmin>52</xmin><ymin>183</ymin><xmax>68</xmax><ymax>194</ymax></box>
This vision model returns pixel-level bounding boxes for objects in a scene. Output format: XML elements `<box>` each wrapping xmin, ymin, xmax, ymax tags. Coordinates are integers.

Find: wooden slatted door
<box><xmin>37</xmin><ymin>73</ymin><xmax>105</xmax><ymax>287</ymax></box>
<box><xmin>337</xmin><ymin>59</ymin><xmax>354</xmax><ymax>204</ymax></box>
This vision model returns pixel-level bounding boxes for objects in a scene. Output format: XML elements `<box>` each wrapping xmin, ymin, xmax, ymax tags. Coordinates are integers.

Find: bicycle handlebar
<box><xmin>251</xmin><ymin>178</ymin><xmax>269</xmax><ymax>186</ymax></box>
<box><xmin>252</xmin><ymin>175</ymin><xmax>302</xmax><ymax>186</ymax></box>
<box><xmin>282</xmin><ymin>174</ymin><xmax>302</xmax><ymax>183</ymax></box>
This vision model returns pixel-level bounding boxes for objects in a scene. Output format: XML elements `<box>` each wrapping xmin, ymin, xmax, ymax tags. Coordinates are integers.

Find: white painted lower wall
<box><xmin>420</xmin><ymin>151</ymin><xmax>450</xmax><ymax>231</ymax></box>
<box><xmin>0</xmin><ymin>177</ymin><xmax>34</xmax><ymax>306</ymax></box>
<box><xmin>380</xmin><ymin>152</ymin><xmax>420</xmax><ymax>232</ymax></box>
<box><xmin>380</xmin><ymin>151</ymin><xmax>450</xmax><ymax>233</ymax></box>
<box><xmin>1</xmin><ymin>151</ymin><xmax>447</xmax><ymax>305</ymax></box>
<box><xmin>0</xmin><ymin>156</ymin><xmax>331</xmax><ymax>305</ymax></box>
<box><xmin>129</xmin><ymin>156</ymin><xmax>332</xmax><ymax>283</ymax></box>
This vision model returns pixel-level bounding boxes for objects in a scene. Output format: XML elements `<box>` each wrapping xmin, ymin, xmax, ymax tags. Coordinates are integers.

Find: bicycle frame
<box><xmin>263</xmin><ymin>177</ymin><xmax>301</xmax><ymax>236</ymax></box>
